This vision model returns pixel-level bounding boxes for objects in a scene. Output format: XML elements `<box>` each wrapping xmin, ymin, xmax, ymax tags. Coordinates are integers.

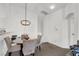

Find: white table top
<box><xmin>13</xmin><ymin>37</ymin><xmax>23</xmax><ymax>43</ymax></box>
<box><xmin>13</xmin><ymin>37</ymin><xmax>36</xmax><ymax>44</ymax></box>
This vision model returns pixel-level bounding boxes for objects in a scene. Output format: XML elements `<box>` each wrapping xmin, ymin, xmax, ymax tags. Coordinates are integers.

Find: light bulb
<box><xmin>50</xmin><ymin>5</ymin><xmax>55</xmax><ymax>10</ymax></box>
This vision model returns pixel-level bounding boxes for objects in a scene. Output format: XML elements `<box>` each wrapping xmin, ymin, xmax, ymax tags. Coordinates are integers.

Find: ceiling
<box><xmin>0</xmin><ymin>3</ymin><xmax>67</xmax><ymax>16</ymax></box>
<box><xmin>27</xmin><ymin>3</ymin><xmax>67</xmax><ymax>15</ymax></box>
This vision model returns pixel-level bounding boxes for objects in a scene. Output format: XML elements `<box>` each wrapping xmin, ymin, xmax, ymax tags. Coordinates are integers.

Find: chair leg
<box><xmin>20</xmin><ymin>44</ymin><xmax>24</xmax><ymax>56</ymax></box>
<box><xmin>20</xmin><ymin>50</ymin><xmax>22</xmax><ymax>56</ymax></box>
<box><xmin>37</xmin><ymin>46</ymin><xmax>41</xmax><ymax>51</ymax></box>
<box><xmin>31</xmin><ymin>53</ymin><xmax>35</xmax><ymax>56</ymax></box>
<box><xmin>8</xmin><ymin>52</ymin><xmax>12</xmax><ymax>56</ymax></box>
<box><xmin>32</xmin><ymin>53</ymin><xmax>35</xmax><ymax>56</ymax></box>
<box><xmin>39</xmin><ymin>46</ymin><xmax>41</xmax><ymax>51</ymax></box>
<box><xmin>19</xmin><ymin>49</ymin><xmax>24</xmax><ymax>56</ymax></box>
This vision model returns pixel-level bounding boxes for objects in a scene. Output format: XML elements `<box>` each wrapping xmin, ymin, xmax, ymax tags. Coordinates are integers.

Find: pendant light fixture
<box><xmin>21</xmin><ymin>3</ymin><xmax>31</xmax><ymax>26</ymax></box>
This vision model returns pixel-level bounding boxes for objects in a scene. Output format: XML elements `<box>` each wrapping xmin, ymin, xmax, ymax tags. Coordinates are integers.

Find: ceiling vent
<box><xmin>41</xmin><ymin>10</ymin><xmax>48</xmax><ymax>15</ymax></box>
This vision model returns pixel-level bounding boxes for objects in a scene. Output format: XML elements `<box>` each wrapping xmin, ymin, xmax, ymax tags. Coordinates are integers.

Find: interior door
<box><xmin>67</xmin><ymin>13</ymin><xmax>77</xmax><ymax>46</ymax></box>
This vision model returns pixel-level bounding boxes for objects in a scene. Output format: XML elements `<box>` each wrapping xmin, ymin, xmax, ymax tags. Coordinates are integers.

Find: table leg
<box><xmin>9</xmin><ymin>52</ymin><xmax>12</xmax><ymax>56</ymax></box>
<box><xmin>20</xmin><ymin>44</ymin><xmax>24</xmax><ymax>56</ymax></box>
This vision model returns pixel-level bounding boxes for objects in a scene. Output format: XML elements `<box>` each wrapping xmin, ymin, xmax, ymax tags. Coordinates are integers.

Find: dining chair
<box><xmin>22</xmin><ymin>39</ymin><xmax>37</xmax><ymax>56</ymax></box>
<box><xmin>36</xmin><ymin>35</ymin><xmax>42</xmax><ymax>51</ymax></box>
<box><xmin>4</xmin><ymin>36</ymin><xmax>21</xmax><ymax>56</ymax></box>
<box><xmin>11</xmin><ymin>35</ymin><xmax>17</xmax><ymax>41</ymax></box>
<box><xmin>21</xmin><ymin>34</ymin><xmax>29</xmax><ymax>40</ymax></box>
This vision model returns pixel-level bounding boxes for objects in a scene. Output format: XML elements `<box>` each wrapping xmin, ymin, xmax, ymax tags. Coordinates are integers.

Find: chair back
<box><xmin>77</xmin><ymin>40</ymin><xmax>79</xmax><ymax>45</ymax></box>
<box><xmin>23</xmin><ymin>39</ymin><xmax>37</xmax><ymax>55</ymax></box>
<box><xmin>37</xmin><ymin>35</ymin><xmax>41</xmax><ymax>43</ymax></box>
<box><xmin>36</xmin><ymin>35</ymin><xmax>42</xmax><ymax>46</ymax></box>
<box><xmin>21</xmin><ymin>34</ymin><xmax>29</xmax><ymax>40</ymax></box>
<box><xmin>4</xmin><ymin>36</ymin><xmax>11</xmax><ymax>49</ymax></box>
<box><xmin>11</xmin><ymin>35</ymin><xmax>17</xmax><ymax>41</ymax></box>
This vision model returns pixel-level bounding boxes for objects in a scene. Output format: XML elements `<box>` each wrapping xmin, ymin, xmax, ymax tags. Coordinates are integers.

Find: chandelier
<box><xmin>21</xmin><ymin>3</ymin><xmax>31</xmax><ymax>26</ymax></box>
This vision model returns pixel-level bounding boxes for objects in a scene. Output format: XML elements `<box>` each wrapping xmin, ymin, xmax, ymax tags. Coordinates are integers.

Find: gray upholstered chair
<box><xmin>22</xmin><ymin>39</ymin><xmax>37</xmax><ymax>56</ymax></box>
<box><xmin>36</xmin><ymin>35</ymin><xmax>42</xmax><ymax>50</ymax></box>
<box><xmin>21</xmin><ymin>34</ymin><xmax>29</xmax><ymax>40</ymax></box>
<box><xmin>4</xmin><ymin>36</ymin><xmax>21</xmax><ymax>56</ymax></box>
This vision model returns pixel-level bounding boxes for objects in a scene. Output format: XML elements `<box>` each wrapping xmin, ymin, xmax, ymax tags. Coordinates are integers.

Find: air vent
<box><xmin>41</xmin><ymin>10</ymin><xmax>48</xmax><ymax>15</ymax></box>
<box><xmin>66</xmin><ymin>13</ymin><xmax>74</xmax><ymax>19</ymax></box>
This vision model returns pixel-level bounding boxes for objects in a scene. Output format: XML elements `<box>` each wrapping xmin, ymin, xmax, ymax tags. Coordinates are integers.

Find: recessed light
<box><xmin>50</xmin><ymin>5</ymin><xmax>55</xmax><ymax>9</ymax></box>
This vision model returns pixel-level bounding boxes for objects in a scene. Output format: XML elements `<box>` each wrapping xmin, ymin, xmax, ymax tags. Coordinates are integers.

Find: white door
<box><xmin>67</xmin><ymin>13</ymin><xmax>77</xmax><ymax>46</ymax></box>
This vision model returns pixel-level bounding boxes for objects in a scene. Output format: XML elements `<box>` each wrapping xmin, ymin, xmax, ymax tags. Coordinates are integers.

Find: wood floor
<box><xmin>35</xmin><ymin>42</ymin><xmax>70</xmax><ymax>56</ymax></box>
<box><xmin>6</xmin><ymin>42</ymin><xmax>70</xmax><ymax>56</ymax></box>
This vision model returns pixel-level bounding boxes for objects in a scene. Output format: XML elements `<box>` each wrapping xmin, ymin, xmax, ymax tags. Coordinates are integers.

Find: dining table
<box><xmin>0</xmin><ymin>35</ymin><xmax>37</xmax><ymax>56</ymax></box>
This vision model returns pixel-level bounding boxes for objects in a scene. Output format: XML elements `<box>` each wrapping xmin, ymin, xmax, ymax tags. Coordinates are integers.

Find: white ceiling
<box><xmin>0</xmin><ymin>3</ymin><xmax>67</xmax><ymax>15</ymax></box>
<box><xmin>27</xmin><ymin>3</ymin><xmax>67</xmax><ymax>15</ymax></box>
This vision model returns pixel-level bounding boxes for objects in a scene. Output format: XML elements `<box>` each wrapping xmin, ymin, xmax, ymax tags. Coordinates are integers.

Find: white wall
<box><xmin>1</xmin><ymin>4</ymin><xmax>38</xmax><ymax>39</ymax></box>
<box><xmin>0</xmin><ymin>19</ymin><xmax>3</xmax><ymax>28</ymax></box>
<box><xmin>42</xmin><ymin>9</ymin><xmax>69</xmax><ymax>48</ymax></box>
<box><xmin>38</xmin><ymin>14</ymin><xmax>45</xmax><ymax>35</ymax></box>
<box><xmin>0</xmin><ymin>4</ymin><xmax>6</xmax><ymax>28</ymax></box>
<box><xmin>77</xmin><ymin>4</ymin><xmax>79</xmax><ymax>41</ymax></box>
